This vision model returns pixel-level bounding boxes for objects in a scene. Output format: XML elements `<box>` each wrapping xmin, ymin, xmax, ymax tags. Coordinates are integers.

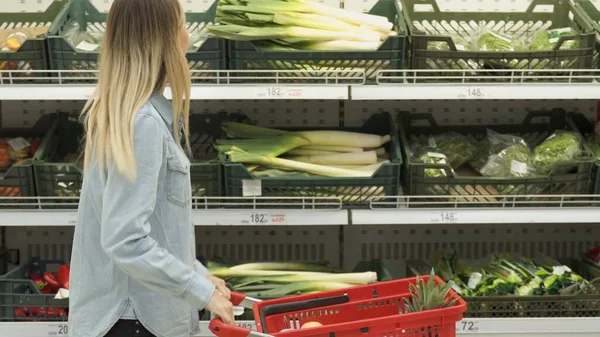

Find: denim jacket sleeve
<box><xmin>195</xmin><ymin>260</ymin><xmax>211</xmax><ymax>277</ymax></box>
<box><xmin>99</xmin><ymin>111</ymin><xmax>215</xmax><ymax>310</ymax></box>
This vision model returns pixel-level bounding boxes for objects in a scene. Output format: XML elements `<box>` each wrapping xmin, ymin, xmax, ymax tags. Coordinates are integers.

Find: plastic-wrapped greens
<box><xmin>480</xmin><ymin>144</ymin><xmax>536</xmax><ymax>178</ymax></box>
<box><xmin>529</xmin><ymin>28</ymin><xmax>579</xmax><ymax>51</ymax></box>
<box><xmin>477</xmin><ymin>31</ymin><xmax>525</xmax><ymax>52</ymax></box>
<box><xmin>432</xmin><ymin>133</ymin><xmax>476</xmax><ymax>169</ymax></box>
<box><xmin>471</xmin><ymin>130</ymin><xmax>536</xmax><ymax>177</ymax></box>
<box><xmin>532</xmin><ymin>131</ymin><xmax>582</xmax><ymax>174</ymax></box>
<box><xmin>418</xmin><ymin>152</ymin><xmax>449</xmax><ymax>178</ymax></box>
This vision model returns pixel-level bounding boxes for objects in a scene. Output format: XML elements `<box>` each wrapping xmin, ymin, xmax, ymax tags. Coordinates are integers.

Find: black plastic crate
<box><xmin>33</xmin><ymin>112</ymin><xmax>226</xmax><ymax>208</ymax></box>
<box><xmin>47</xmin><ymin>0</ymin><xmax>225</xmax><ymax>79</ymax></box>
<box><xmin>223</xmin><ymin>112</ymin><xmax>402</xmax><ymax>208</ymax></box>
<box><xmin>402</xmin><ymin>0</ymin><xmax>597</xmax><ymax>78</ymax></box>
<box><xmin>0</xmin><ymin>259</ymin><xmax>68</xmax><ymax>322</ymax></box>
<box><xmin>407</xmin><ymin>259</ymin><xmax>600</xmax><ymax>318</ymax></box>
<box><xmin>227</xmin><ymin>0</ymin><xmax>408</xmax><ymax>81</ymax></box>
<box><xmin>1</xmin><ymin>114</ymin><xmax>58</xmax><ymax>207</ymax></box>
<box><xmin>399</xmin><ymin>109</ymin><xmax>595</xmax><ymax>202</ymax></box>
<box><xmin>0</xmin><ymin>1</ymin><xmax>65</xmax><ymax>77</ymax></box>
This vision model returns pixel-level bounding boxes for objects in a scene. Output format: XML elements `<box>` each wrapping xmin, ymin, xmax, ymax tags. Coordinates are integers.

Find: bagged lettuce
<box><xmin>532</xmin><ymin>131</ymin><xmax>582</xmax><ymax>174</ymax></box>
<box><xmin>480</xmin><ymin>144</ymin><xmax>536</xmax><ymax>178</ymax></box>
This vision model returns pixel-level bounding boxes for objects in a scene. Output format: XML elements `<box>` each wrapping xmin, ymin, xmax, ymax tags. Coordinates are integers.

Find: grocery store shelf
<box><xmin>2</xmin><ymin>317</ymin><xmax>597</xmax><ymax>337</ymax></box>
<box><xmin>0</xmin><ymin>70</ymin><xmax>358</xmax><ymax>100</ymax></box>
<box><xmin>2</xmin><ymin>69</ymin><xmax>599</xmax><ymax>101</ymax></box>
<box><xmin>0</xmin><ymin>197</ymin><xmax>346</xmax><ymax>226</ymax></box>
<box><xmin>351</xmin><ymin>195</ymin><xmax>600</xmax><ymax>225</ymax></box>
<box><xmin>3</xmin><ymin>195</ymin><xmax>600</xmax><ymax>226</ymax></box>
<box><xmin>351</xmin><ymin>70</ymin><xmax>600</xmax><ymax>100</ymax></box>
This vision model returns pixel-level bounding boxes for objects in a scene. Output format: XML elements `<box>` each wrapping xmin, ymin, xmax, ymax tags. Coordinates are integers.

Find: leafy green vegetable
<box><xmin>532</xmin><ymin>131</ymin><xmax>582</xmax><ymax>174</ymax></box>
<box><xmin>480</xmin><ymin>144</ymin><xmax>534</xmax><ymax>178</ymax></box>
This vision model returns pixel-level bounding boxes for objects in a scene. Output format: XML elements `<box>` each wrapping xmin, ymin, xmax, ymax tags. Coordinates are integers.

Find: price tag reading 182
<box><xmin>249</xmin><ymin>213</ymin><xmax>269</xmax><ymax>224</ymax></box>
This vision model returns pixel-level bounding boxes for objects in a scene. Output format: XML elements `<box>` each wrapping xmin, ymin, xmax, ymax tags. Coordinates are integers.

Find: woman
<box><xmin>68</xmin><ymin>1</ymin><xmax>234</xmax><ymax>336</ymax></box>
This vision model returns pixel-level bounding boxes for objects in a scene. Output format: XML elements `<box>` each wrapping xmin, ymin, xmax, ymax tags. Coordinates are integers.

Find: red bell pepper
<box><xmin>43</xmin><ymin>272</ymin><xmax>61</xmax><ymax>293</ymax></box>
<box><xmin>26</xmin><ymin>270</ymin><xmax>47</xmax><ymax>291</ymax></box>
<box><xmin>586</xmin><ymin>247</ymin><xmax>600</xmax><ymax>263</ymax></box>
<box><xmin>56</xmin><ymin>264</ymin><xmax>70</xmax><ymax>289</ymax></box>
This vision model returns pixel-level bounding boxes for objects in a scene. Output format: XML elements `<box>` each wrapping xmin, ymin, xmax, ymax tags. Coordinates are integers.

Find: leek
<box><xmin>243</xmin><ymin>282</ymin><xmax>355</xmax><ymax>298</ymax></box>
<box><xmin>228</xmin><ymin>147</ymin><xmax>371</xmax><ymax>177</ymax></box>
<box><xmin>287</xmin><ymin>150</ymin><xmax>378</xmax><ymax>165</ymax></box>
<box><xmin>301</xmin><ymin>145</ymin><xmax>364</xmax><ymax>153</ymax></box>
<box><xmin>230</xmin><ymin>261</ymin><xmax>341</xmax><ymax>272</ymax></box>
<box><xmin>231</xmin><ymin>271</ymin><xmax>377</xmax><ymax>286</ymax></box>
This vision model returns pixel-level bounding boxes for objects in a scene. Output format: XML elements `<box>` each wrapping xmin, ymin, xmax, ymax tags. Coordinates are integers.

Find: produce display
<box><xmin>585</xmin><ymin>120</ymin><xmax>600</xmax><ymax>160</ymax></box>
<box><xmin>211</xmin><ymin>0</ymin><xmax>396</xmax><ymax>51</ymax></box>
<box><xmin>13</xmin><ymin>264</ymin><xmax>70</xmax><ymax>320</ymax></box>
<box><xmin>426</xmin><ymin>27</ymin><xmax>581</xmax><ymax>70</ymax></box>
<box><xmin>0</xmin><ymin>137</ymin><xmax>41</xmax><ymax>197</ymax></box>
<box><xmin>404</xmin><ymin>269</ymin><xmax>458</xmax><ymax>313</ymax></box>
<box><xmin>408</xmin><ymin>127</ymin><xmax>586</xmax><ymax>194</ymax></box>
<box><xmin>216</xmin><ymin>121</ymin><xmax>391</xmax><ymax>178</ymax></box>
<box><xmin>207</xmin><ymin>258</ymin><xmax>377</xmax><ymax>298</ymax></box>
<box><xmin>410</xmin><ymin>252</ymin><xmax>597</xmax><ymax>298</ymax></box>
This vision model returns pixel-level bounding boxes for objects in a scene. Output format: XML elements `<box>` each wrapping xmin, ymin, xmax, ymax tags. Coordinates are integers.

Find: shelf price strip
<box><xmin>245</xmin><ymin>212</ymin><xmax>288</xmax><ymax>225</ymax></box>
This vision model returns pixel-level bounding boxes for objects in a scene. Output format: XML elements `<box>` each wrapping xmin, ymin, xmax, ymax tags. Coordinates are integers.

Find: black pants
<box><xmin>105</xmin><ymin>320</ymin><xmax>156</xmax><ymax>337</ymax></box>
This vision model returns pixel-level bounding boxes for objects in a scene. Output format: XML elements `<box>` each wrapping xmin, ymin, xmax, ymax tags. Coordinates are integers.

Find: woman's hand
<box><xmin>206</xmin><ymin>275</ymin><xmax>231</xmax><ymax>300</ymax></box>
<box><xmin>205</xmin><ymin>291</ymin><xmax>235</xmax><ymax>325</ymax></box>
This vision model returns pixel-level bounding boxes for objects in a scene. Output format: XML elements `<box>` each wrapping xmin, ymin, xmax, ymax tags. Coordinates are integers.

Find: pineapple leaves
<box><xmin>404</xmin><ymin>268</ymin><xmax>458</xmax><ymax>313</ymax></box>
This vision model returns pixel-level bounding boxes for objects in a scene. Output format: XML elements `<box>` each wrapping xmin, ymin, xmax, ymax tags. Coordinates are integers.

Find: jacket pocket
<box><xmin>166</xmin><ymin>155</ymin><xmax>191</xmax><ymax>207</ymax></box>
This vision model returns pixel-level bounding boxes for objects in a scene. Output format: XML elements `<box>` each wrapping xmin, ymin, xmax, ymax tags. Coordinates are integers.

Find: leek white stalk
<box><xmin>233</xmin><ymin>272</ymin><xmax>377</xmax><ymax>287</ymax></box>
<box><xmin>287</xmin><ymin>149</ymin><xmax>341</xmax><ymax>156</ymax></box>
<box><xmin>287</xmin><ymin>151</ymin><xmax>378</xmax><ymax>165</ymax></box>
<box><xmin>222</xmin><ymin>121</ymin><xmax>387</xmax><ymax>148</ymax></box>
<box><xmin>301</xmin><ymin>145</ymin><xmax>364</xmax><ymax>153</ymax></box>
<box><xmin>230</xmin><ymin>261</ymin><xmax>340</xmax><ymax>272</ymax></box>
<box><xmin>229</xmin><ymin>147</ymin><xmax>371</xmax><ymax>177</ymax></box>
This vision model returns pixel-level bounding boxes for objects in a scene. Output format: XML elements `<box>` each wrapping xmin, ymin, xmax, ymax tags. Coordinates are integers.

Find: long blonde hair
<box><xmin>83</xmin><ymin>0</ymin><xmax>191</xmax><ymax>181</ymax></box>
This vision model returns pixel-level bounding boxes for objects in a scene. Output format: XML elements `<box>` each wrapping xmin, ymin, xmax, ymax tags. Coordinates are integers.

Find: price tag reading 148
<box><xmin>431</xmin><ymin>211</ymin><xmax>459</xmax><ymax>224</ymax></box>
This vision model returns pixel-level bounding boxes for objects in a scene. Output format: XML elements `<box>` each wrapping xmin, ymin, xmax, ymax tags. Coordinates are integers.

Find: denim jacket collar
<box><xmin>148</xmin><ymin>92</ymin><xmax>184</xmax><ymax>138</ymax></box>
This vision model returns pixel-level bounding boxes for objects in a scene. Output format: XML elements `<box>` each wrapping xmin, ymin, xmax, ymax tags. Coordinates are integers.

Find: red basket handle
<box><xmin>210</xmin><ymin>318</ymin><xmax>267</xmax><ymax>337</ymax></box>
<box><xmin>230</xmin><ymin>291</ymin><xmax>262</xmax><ymax>308</ymax></box>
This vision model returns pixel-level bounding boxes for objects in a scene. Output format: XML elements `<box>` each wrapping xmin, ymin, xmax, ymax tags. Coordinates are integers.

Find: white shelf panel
<box><xmin>351</xmin><ymin>83</ymin><xmax>600</xmax><ymax>100</ymax></box>
<box><xmin>0</xmin><ymin>197</ymin><xmax>346</xmax><ymax>226</ymax></box>
<box><xmin>0</xmin><ymin>85</ymin><xmax>349</xmax><ymax>101</ymax></box>
<box><xmin>352</xmin><ymin>195</ymin><xmax>600</xmax><ymax>225</ymax></box>
<box><xmin>2</xmin><ymin>70</ymin><xmax>598</xmax><ymax>101</ymax></box>
<box><xmin>1</xmin><ymin>318</ymin><xmax>598</xmax><ymax>337</ymax></box>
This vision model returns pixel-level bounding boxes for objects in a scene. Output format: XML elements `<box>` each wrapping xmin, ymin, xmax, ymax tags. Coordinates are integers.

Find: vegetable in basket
<box><xmin>532</xmin><ymin>131</ymin><xmax>582</xmax><ymax>174</ymax></box>
<box><xmin>211</xmin><ymin>0</ymin><xmax>396</xmax><ymax>51</ymax></box>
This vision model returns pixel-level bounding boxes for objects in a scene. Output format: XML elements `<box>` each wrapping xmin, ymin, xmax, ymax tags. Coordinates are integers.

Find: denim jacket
<box><xmin>69</xmin><ymin>93</ymin><xmax>215</xmax><ymax>337</ymax></box>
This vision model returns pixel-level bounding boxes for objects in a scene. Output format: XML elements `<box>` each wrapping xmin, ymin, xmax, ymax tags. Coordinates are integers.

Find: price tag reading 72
<box><xmin>457</xmin><ymin>320</ymin><xmax>479</xmax><ymax>333</ymax></box>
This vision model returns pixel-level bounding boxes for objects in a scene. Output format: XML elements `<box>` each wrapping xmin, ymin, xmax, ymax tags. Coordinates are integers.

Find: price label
<box><xmin>236</xmin><ymin>322</ymin><xmax>257</xmax><ymax>331</ymax></box>
<box><xmin>440</xmin><ymin>212</ymin><xmax>458</xmax><ymax>223</ymax></box>
<box><xmin>466</xmin><ymin>88</ymin><xmax>484</xmax><ymax>99</ymax></box>
<box><xmin>48</xmin><ymin>323</ymin><xmax>69</xmax><ymax>336</ymax></box>
<box><xmin>256</xmin><ymin>87</ymin><xmax>304</xmax><ymax>99</ymax></box>
<box><xmin>456</xmin><ymin>320</ymin><xmax>479</xmax><ymax>333</ymax></box>
<box><xmin>249</xmin><ymin>213</ymin><xmax>269</xmax><ymax>224</ymax></box>
<box><xmin>243</xmin><ymin>213</ymin><xmax>287</xmax><ymax>225</ymax></box>
<box><xmin>432</xmin><ymin>211</ymin><xmax>459</xmax><ymax>223</ymax></box>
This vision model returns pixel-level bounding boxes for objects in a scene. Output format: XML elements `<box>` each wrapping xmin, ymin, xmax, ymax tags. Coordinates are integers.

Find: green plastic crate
<box><xmin>402</xmin><ymin>0</ymin><xmax>597</xmax><ymax>76</ymax></box>
<box><xmin>0</xmin><ymin>259</ymin><xmax>68</xmax><ymax>322</ymax></box>
<box><xmin>223</xmin><ymin>112</ymin><xmax>402</xmax><ymax>208</ymax></box>
<box><xmin>1</xmin><ymin>114</ymin><xmax>57</xmax><ymax>207</ymax></box>
<box><xmin>399</xmin><ymin>109</ymin><xmax>595</xmax><ymax>202</ymax></box>
<box><xmin>576</xmin><ymin>0</ymin><xmax>600</xmax><ymax>69</ymax></box>
<box><xmin>47</xmin><ymin>0</ymin><xmax>225</xmax><ymax>77</ymax></box>
<box><xmin>581</xmin><ymin>256</ymin><xmax>600</xmax><ymax>280</ymax></box>
<box><xmin>33</xmin><ymin>112</ymin><xmax>227</xmax><ymax>208</ymax></box>
<box><xmin>568</xmin><ymin>112</ymin><xmax>600</xmax><ymax>195</ymax></box>
<box><xmin>406</xmin><ymin>259</ymin><xmax>600</xmax><ymax>318</ymax></box>
<box><xmin>227</xmin><ymin>0</ymin><xmax>408</xmax><ymax>81</ymax></box>
<box><xmin>0</xmin><ymin>1</ymin><xmax>66</xmax><ymax>76</ymax></box>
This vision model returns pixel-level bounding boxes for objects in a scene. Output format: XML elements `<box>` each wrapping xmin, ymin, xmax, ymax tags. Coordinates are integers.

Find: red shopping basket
<box><xmin>210</xmin><ymin>275</ymin><xmax>467</xmax><ymax>337</ymax></box>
